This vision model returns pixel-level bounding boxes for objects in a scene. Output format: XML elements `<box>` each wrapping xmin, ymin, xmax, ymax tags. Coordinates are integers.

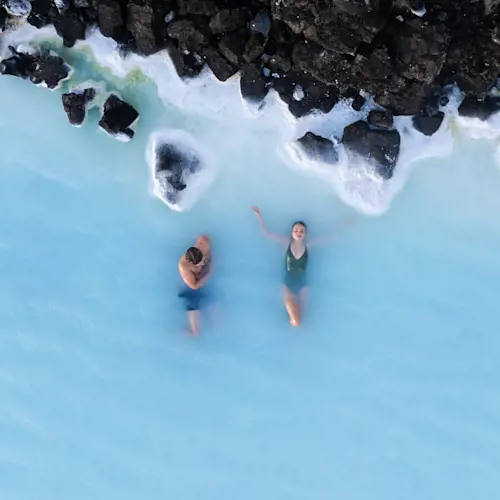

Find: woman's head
<box><xmin>291</xmin><ymin>221</ymin><xmax>307</xmax><ymax>241</ymax></box>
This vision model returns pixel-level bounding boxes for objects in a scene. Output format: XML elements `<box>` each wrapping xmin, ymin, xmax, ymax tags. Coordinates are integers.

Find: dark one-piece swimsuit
<box><xmin>284</xmin><ymin>244</ymin><xmax>308</xmax><ymax>294</ymax></box>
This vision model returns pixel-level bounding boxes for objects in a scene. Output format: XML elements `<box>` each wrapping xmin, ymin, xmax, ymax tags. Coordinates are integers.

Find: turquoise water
<box><xmin>1</xmin><ymin>53</ymin><xmax>500</xmax><ymax>500</ymax></box>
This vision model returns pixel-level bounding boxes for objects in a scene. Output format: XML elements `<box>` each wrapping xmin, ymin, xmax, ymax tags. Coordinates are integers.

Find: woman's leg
<box><xmin>283</xmin><ymin>285</ymin><xmax>301</xmax><ymax>327</ymax></box>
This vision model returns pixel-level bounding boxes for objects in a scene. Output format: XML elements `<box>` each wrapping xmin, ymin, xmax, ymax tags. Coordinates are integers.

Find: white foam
<box><xmin>411</xmin><ymin>6</ymin><xmax>426</xmax><ymax>17</ymax></box>
<box><xmin>5</xmin><ymin>24</ymin><xmax>500</xmax><ymax>214</ymax></box>
<box><xmin>4</xmin><ymin>0</ymin><xmax>31</xmax><ymax>17</ymax></box>
<box><xmin>146</xmin><ymin>129</ymin><xmax>215</xmax><ymax>212</ymax></box>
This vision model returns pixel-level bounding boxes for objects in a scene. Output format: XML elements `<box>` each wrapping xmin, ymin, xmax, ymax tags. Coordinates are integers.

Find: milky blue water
<box><xmin>1</xmin><ymin>46</ymin><xmax>500</xmax><ymax>500</ymax></box>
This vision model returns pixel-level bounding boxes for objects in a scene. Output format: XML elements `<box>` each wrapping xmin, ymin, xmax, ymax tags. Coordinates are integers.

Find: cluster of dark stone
<box><xmin>2</xmin><ymin>0</ymin><xmax>500</xmax><ymax>175</ymax></box>
<box><xmin>0</xmin><ymin>44</ymin><xmax>138</xmax><ymax>137</ymax></box>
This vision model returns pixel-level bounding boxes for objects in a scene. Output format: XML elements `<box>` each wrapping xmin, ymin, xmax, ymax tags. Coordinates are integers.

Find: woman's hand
<box><xmin>251</xmin><ymin>206</ymin><xmax>261</xmax><ymax>217</ymax></box>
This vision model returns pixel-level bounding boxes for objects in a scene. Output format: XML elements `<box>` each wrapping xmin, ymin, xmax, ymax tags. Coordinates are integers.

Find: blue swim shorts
<box><xmin>178</xmin><ymin>287</ymin><xmax>210</xmax><ymax>311</ymax></box>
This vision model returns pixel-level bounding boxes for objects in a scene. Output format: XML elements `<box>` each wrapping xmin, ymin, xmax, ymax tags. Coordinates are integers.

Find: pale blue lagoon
<box><xmin>0</xmin><ymin>40</ymin><xmax>499</xmax><ymax>500</ymax></box>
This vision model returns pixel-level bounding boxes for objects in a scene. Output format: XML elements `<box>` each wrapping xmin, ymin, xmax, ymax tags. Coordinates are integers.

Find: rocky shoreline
<box><xmin>1</xmin><ymin>0</ymin><xmax>499</xmax><ymax>116</ymax></box>
<box><xmin>1</xmin><ymin>0</ymin><xmax>500</xmax><ymax>185</ymax></box>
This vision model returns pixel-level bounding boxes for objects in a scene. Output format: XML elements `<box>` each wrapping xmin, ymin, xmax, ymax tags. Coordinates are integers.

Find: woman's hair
<box><xmin>185</xmin><ymin>246</ymin><xmax>203</xmax><ymax>264</ymax></box>
<box><xmin>292</xmin><ymin>221</ymin><xmax>307</xmax><ymax>230</ymax></box>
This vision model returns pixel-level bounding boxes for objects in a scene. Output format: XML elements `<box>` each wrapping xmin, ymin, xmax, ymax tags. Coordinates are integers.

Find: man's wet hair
<box><xmin>185</xmin><ymin>246</ymin><xmax>203</xmax><ymax>264</ymax></box>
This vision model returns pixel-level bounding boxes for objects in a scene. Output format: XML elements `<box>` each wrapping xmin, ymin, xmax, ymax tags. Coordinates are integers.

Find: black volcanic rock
<box><xmin>0</xmin><ymin>47</ymin><xmax>70</xmax><ymax>89</ymax></box>
<box><xmin>99</xmin><ymin>94</ymin><xmax>139</xmax><ymax>140</ymax></box>
<box><xmin>202</xmin><ymin>47</ymin><xmax>237</xmax><ymax>81</ymax></box>
<box><xmin>97</xmin><ymin>0</ymin><xmax>124</xmax><ymax>39</ymax></box>
<box><xmin>209</xmin><ymin>8</ymin><xmax>249</xmax><ymax>35</ymax></box>
<box><xmin>412</xmin><ymin>112</ymin><xmax>445</xmax><ymax>136</ymax></box>
<box><xmin>367</xmin><ymin>110</ymin><xmax>393</xmax><ymax>130</ymax></box>
<box><xmin>62</xmin><ymin>88</ymin><xmax>96</xmax><ymax>126</ymax></box>
<box><xmin>167</xmin><ymin>19</ymin><xmax>211</xmax><ymax>51</ymax></box>
<box><xmin>458</xmin><ymin>96</ymin><xmax>500</xmax><ymax>121</ymax></box>
<box><xmin>53</xmin><ymin>10</ymin><xmax>86</xmax><ymax>47</ymax></box>
<box><xmin>240</xmin><ymin>62</ymin><xmax>268</xmax><ymax>103</ymax></box>
<box><xmin>218</xmin><ymin>32</ymin><xmax>246</xmax><ymax>66</ymax></box>
<box><xmin>342</xmin><ymin>120</ymin><xmax>401</xmax><ymax>179</ymax></box>
<box><xmin>6</xmin><ymin>0</ymin><xmax>500</xmax><ymax>120</ymax></box>
<box><xmin>296</xmin><ymin>132</ymin><xmax>339</xmax><ymax>164</ymax></box>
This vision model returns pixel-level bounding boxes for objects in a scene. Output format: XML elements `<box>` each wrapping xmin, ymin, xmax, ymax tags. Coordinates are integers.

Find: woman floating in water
<box><xmin>251</xmin><ymin>206</ymin><xmax>355</xmax><ymax>327</ymax></box>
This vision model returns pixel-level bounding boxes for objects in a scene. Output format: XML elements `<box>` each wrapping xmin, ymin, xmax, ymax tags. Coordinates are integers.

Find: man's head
<box><xmin>185</xmin><ymin>246</ymin><xmax>203</xmax><ymax>265</ymax></box>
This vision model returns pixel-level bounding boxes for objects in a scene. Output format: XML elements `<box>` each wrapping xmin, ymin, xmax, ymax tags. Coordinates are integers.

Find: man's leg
<box><xmin>187</xmin><ymin>310</ymin><xmax>200</xmax><ymax>336</ymax></box>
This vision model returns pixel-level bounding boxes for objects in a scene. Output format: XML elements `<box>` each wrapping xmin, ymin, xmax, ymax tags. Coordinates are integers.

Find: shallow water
<box><xmin>1</xmin><ymin>37</ymin><xmax>500</xmax><ymax>500</ymax></box>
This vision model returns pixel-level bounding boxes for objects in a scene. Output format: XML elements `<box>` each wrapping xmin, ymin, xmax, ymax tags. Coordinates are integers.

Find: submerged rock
<box><xmin>342</xmin><ymin>120</ymin><xmax>401</xmax><ymax>179</ymax></box>
<box><xmin>296</xmin><ymin>132</ymin><xmax>339</xmax><ymax>164</ymax></box>
<box><xmin>149</xmin><ymin>132</ymin><xmax>211</xmax><ymax>212</ymax></box>
<box><xmin>62</xmin><ymin>88</ymin><xmax>96</xmax><ymax>126</ymax></box>
<box><xmin>412</xmin><ymin>112</ymin><xmax>445</xmax><ymax>136</ymax></box>
<box><xmin>458</xmin><ymin>96</ymin><xmax>500</xmax><ymax>121</ymax></box>
<box><xmin>98</xmin><ymin>94</ymin><xmax>139</xmax><ymax>141</ymax></box>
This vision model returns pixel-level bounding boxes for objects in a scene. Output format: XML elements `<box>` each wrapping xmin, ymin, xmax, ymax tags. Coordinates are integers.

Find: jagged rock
<box><xmin>296</xmin><ymin>132</ymin><xmax>339</xmax><ymax>164</ymax></box>
<box><xmin>167</xmin><ymin>19</ymin><xmax>211</xmax><ymax>51</ymax></box>
<box><xmin>178</xmin><ymin>0</ymin><xmax>217</xmax><ymax>17</ymax></box>
<box><xmin>249</xmin><ymin>8</ymin><xmax>271</xmax><ymax>37</ymax></box>
<box><xmin>53</xmin><ymin>10</ymin><xmax>86</xmax><ymax>47</ymax></box>
<box><xmin>272</xmin><ymin>73</ymin><xmax>338</xmax><ymax>117</ymax></box>
<box><xmin>99</xmin><ymin>94</ymin><xmax>139</xmax><ymax>140</ymax></box>
<box><xmin>209</xmin><ymin>8</ymin><xmax>249</xmax><ymax>34</ymax></box>
<box><xmin>202</xmin><ymin>47</ymin><xmax>237</xmax><ymax>81</ymax></box>
<box><xmin>266</xmin><ymin>52</ymin><xmax>291</xmax><ymax>73</ymax></box>
<box><xmin>27</xmin><ymin>0</ymin><xmax>53</xmax><ymax>28</ymax></box>
<box><xmin>240</xmin><ymin>62</ymin><xmax>268</xmax><ymax>103</ymax></box>
<box><xmin>458</xmin><ymin>96</ymin><xmax>500</xmax><ymax>121</ymax></box>
<box><xmin>62</xmin><ymin>88</ymin><xmax>96</xmax><ymax>126</ymax></box>
<box><xmin>167</xmin><ymin>43</ymin><xmax>205</xmax><ymax>78</ymax></box>
<box><xmin>243</xmin><ymin>33</ymin><xmax>267</xmax><ymax>63</ymax></box>
<box><xmin>367</xmin><ymin>110</ymin><xmax>393</xmax><ymax>130</ymax></box>
<box><xmin>127</xmin><ymin>0</ymin><xmax>157</xmax><ymax>55</ymax></box>
<box><xmin>0</xmin><ymin>46</ymin><xmax>37</xmax><ymax>79</ymax></box>
<box><xmin>0</xmin><ymin>47</ymin><xmax>70</xmax><ymax>89</ymax></box>
<box><xmin>292</xmin><ymin>40</ymin><xmax>353</xmax><ymax>91</ymax></box>
<box><xmin>342</xmin><ymin>120</ymin><xmax>401</xmax><ymax>179</ymax></box>
<box><xmin>354</xmin><ymin>47</ymin><xmax>392</xmax><ymax>81</ymax></box>
<box><xmin>412</xmin><ymin>112</ymin><xmax>445</xmax><ymax>135</ymax></box>
<box><xmin>218</xmin><ymin>32</ymin><xmax>246</xmax><ymax>66</ymax></box>
<box><xmin>0</xmin><ymin>8</ymin><xmax>6</xmax><ymax>31</ymax></box>
<box><xmin>97</xmin><ymin>0</ymin><xmax>124</xmax><ymax>39</ymax></box>
<box><xmin>393</xmin><ymin>19</ymin><xmax>450</xmax><ymax>83</ymax></box>
<box><xmin>344</xmin><ymin>89</ymin><xmax>366</xmax><ymax>111</ymax></box>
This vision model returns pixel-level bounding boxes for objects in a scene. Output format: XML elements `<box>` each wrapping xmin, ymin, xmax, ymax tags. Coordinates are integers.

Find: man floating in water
<box><xmin>178</xmin><ymin>235</ymin><xmax>212</xmax><ymax>336</ymax></box>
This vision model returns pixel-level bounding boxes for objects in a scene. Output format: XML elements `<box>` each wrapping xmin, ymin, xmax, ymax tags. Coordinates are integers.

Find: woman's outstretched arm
<box><xmin>251</xmin><ymin>206</ymin><xmax>289</xmax><ymax>244</ymax></box>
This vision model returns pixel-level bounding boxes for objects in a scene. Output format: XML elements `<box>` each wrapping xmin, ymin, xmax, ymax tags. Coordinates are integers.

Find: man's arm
<box><xmin>179</xmin><ymin>261</ymin><xmax>201</xmax><ymax>290</ymax></box>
